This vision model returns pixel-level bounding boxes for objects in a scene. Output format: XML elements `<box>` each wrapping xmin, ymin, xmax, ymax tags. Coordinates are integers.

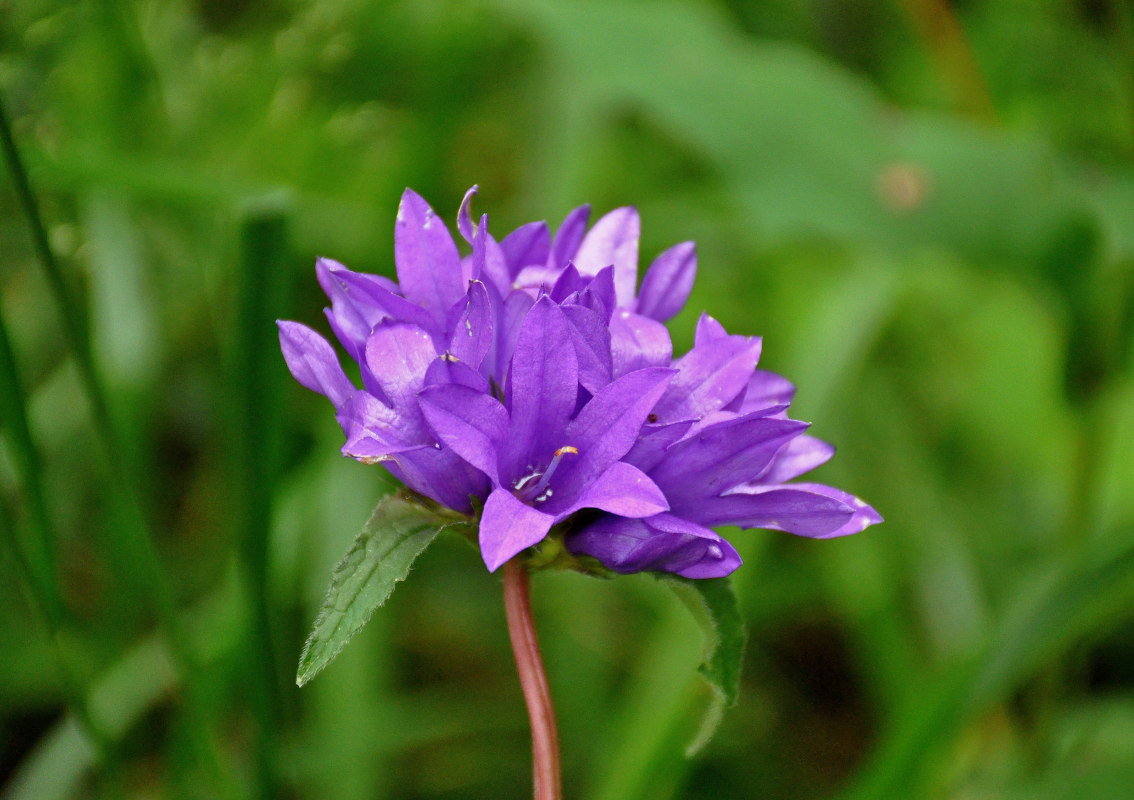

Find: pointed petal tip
<box><xmin>479</xmin><ymin>489</ymin><xmax>555</xmax><ymax>574</ymax></box>
<box><xmin>397</xmin><ymin>186</ymin><xmax>422</xmax><ymax>208</ymax></box>
<box><xmin>482</xmin><ymin>549</ymin><xmax>507</xmax><ymax>573</ymax></box>
<box><xmin>480</xmin><ymin>528</ymin><xmax>536</xmax><ymax>573</ymax></box>
<box><xmin>315</xmin><ymin>255</ymin><xmax>344</xmax><ymax>270</ymax></box>
<box><xmin>675</xmin><ymin>540</ymin><xmax>742</xmax><ymax>579</ymax></box>
<box><xmin>457</xmin><ymin>186</ymin><xmax>481</xmax><ymax>243</ymax></box>
<box><xmin>278</xmin><ymin>320</ymin><xmax>357</xmax><ymax>407</ymax></box>
<box><xmin>396</xmin><ymin>187</ymin><xmax>438</xmax><ymax>225</ymax></box>
<box><xmin>848</xmin><ymin>497</ymin><xmax>884</xmax><ymax>528</ymax></box>
<box><xmin>315</xmin><ymin>256</ymin><xmax>344</xmax><ymax>296</ymax></box>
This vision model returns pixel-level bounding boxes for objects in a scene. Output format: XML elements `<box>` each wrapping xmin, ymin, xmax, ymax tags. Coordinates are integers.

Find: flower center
<box><xmin>513</xmin><ymin>446</ymin><xmax>578</xmax><ymax>504</ymax></box>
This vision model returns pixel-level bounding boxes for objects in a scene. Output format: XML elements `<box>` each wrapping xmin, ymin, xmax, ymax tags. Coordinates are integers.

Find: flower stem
<box><xmin>503</xmin><ymin>558</ymin><xmax>562</xmax><ymax>800</ymax></box>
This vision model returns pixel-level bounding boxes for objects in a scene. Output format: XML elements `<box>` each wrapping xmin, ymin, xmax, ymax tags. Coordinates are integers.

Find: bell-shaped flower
<box><xmin>278</xmin><ymin>317</ymin><xmax>489</xmax><ymax>513</ymax></box>
<box><xmin>457</xmin><ymin>186</ymin><xmax>698</xmax><ymax>321</ymax></box>
<box><xmin>418</xmin><ymin>297</ymin><xmax>675</xmax><ymax>570</ymax></box>
<box><xmin>279</xmin><ymin>186</ymin><xmax>880</xmax><ymax>580</ymax></box>
<box><xmin>564</xmin><ymin>315</ymin><xmax>881</xmax><ymax>578</ymax></box>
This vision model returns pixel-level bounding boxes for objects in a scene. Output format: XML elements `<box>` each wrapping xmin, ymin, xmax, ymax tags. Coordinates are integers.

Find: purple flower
<box><xmin>419</xmin><ymin>297</ymin><xmax>676</xmax><ymax>570</ymax></box>
<box><xmin>279</xmin><ymin>187</ymin><xmax>880</xmax><ymax>577</ymax></box>
<box><xmin>457</xmin><ymin>185</ymin><xmax>697</xmax><ymax>321</ymax></box>
<box><xmin>566</xmin><ymin>313</ymin><xmax>881</xmax><ymax>577</ymax></box>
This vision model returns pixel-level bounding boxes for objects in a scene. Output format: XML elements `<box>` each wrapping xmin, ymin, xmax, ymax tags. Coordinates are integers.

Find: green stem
<box><xmin>0</xmin><ymin>312</ymin><xmax>124</xmax><ymax>789</ymax></box>
<box><xmin>231</xmin><ymin>199</ymin><xmax>293</xmax><ymax>799</ymax></box>
<box><xmin>0</xmin><ymin>93</ymin><xmax>239</xmax><ymax>800</ymax></box>
<box><xmin>0</xmin><ymin>291</ymin><xmax>62</xmax><ymax>625</ymax></box>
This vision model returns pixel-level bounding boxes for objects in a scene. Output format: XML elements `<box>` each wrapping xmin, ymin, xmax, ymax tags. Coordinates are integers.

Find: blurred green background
<box><xmin>3</xmin><ymin>0</ymin><xmax>1134</xmax><ymax>798</ymax></box>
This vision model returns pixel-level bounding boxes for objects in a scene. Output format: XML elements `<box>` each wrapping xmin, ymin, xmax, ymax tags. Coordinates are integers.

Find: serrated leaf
<box><xmin>296</xmin><ymin>492</ymin><xmax>467</xmax><ymax>687</ymax></box>
<box><xmin>660</xmin><ymin>574</ymin><xmax>747</xmax><ymax>756</ymax></box>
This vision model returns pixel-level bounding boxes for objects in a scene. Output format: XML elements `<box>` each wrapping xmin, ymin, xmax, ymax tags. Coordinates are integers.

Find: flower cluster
<box><xmin>279</xmin><ymin>188</ymin><xmax>880</xmax><ymax>578</ymax></box>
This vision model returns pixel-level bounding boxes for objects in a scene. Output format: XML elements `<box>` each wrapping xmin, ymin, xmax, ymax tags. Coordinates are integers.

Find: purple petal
<box><xmin>573</xmin><ymin>206</ymin><xmax>640</xmax><ymax>307</ymax></box>
<box><xmin>653</xmin><ymin>335</ymin><xmax>762</xmax><ymax>422</ymax></box>
<box><xmin>500</xmin><ymin>221</ymin><xmax>550</xmax><ymax>275</ymax></box>
<box><xmin>501</xmin><ymin>298</ymin><xmax>578</xmax><ymax>479</ymax></box>
<box><xmin>550</xmin><ymin>204</ymin><xmax>591</xmax><ymax>269</ymax></box>
<box><xmin>561</xmin><ymin>304</ymin><xmax>613</xmax><ymax>394</ymax></box>
<box><xmin>480</xmin><ymin>229</ymin><xmax>513</xmax><ymax>297</ymax></box>
<box><xmin>336</xmin><ymin>391</ymin><xmax>418</xmax><ymax>461</ymax></box>
<box><xmin>316</xmin><ymin>256</ymin><xmax>399</xmax><ymax>298</ymax></box>
<box><xmin>735</xmin><ymin>482</ymin><xmax>881</xmax><ymax>538</ymax></box>
<box><xmin>316</xmin><ymin>258</ymin><xmax>383</xmax><ymax>362</ymax></box>
<box><xmin>343</xmin><ymin>438</ymin><xmax>427</xmax><ymax>466</ymax></box>
<box><xmin>278</xmin><ymin>321</ymin><xmax>356</xmax><ymax>408</ymax></box>
<box><xmin>550</xmin><ymin>263</ymin><xmax>586</xmax><ymax>302</ymax></box>
<box><xmin>556</xmin><ymin>367</ymin><xmax>675</xmax><ymax>495</ymax></box>
<box><xmin>512</xmin><ymin>263</ymin><xmax>562</xmax><ymax>293</ymax></box>
<box><xmin>567</xmin><ymin>513</ymin><xmax>741</xmax><ymax>578</ymax></box>
<box><xmin>392</xmin><ymin>445</ymin><xmax>489</xmax><ymax>515</ymax></box>
<box><xmin>610</xmin><ymin>310</ymin><xmax>673</xmax><ymax>378</ymax></box>
<box><xmin>479</xmin><ymin>487</ymin><xmax>555</xmax><ymax>571</ymax></box>
<box><xmin>622</xmin><ymin>420</ymin><xmax>694</xmax><ymax>473</ymax></box>
<box><xmin>483</xmin><ymin>288</ymin><xmax>534</xmax><ymax>386</ymax></box>
<box><xmin>321</xmin><ymin>309</ymin><xmax>369</xmax><ymax>383</ymax></box>
<box><xmin>461</xmin><ymin>240</ymin><xmax>476</xmax><ymax>287</ymax></box>
<box><xmin>394</xmin><ymin>188</ymin><xmax>464</xmax><ymax>326</ymax></box>
<box><xmin>740</xmin><ymin>370</ymin><xmax>796</xmax><ymax>413</ymax></box>
<box><xmin>694</xmin><ymin>312</ymin><xmax>728</xmax><ymax>346</ymax></box>
<box><xmin>577</xmin><ymin>266</ymin><xmax>616</xmax><ymax>321</ymax></box>
<box><xmin>686</xmin><ymin>409</ymin><xmax>743</xmax><ymax>433</ymax></box>
<box><xmin>457</xmin><ymin>185</ymin><xmax>479</xmax><ymax>244</ymax></box>
<box><xmin>419</xmin><ymin>383</ymin><xmax>507</xmax><ymax>483</ymax></box>
<box><xmin>650</xmin><ymin>415</ymin><xmax>809</xmax><ymax>506</ymax></box>
<box><xmin>446</xmin><ymin>280</ymin><xmax>494</xmax><ymax>368</ymax></box>
<box><xmin>467</xmin><ymin>213</ymin><xmax>512</xmax><ymax>297</ymax></box>
<box><xmin>700</xmin><ymin>482</ymin><xmax>880</xmax><ymax>537</ymax></box>
<box><xmin>424</xmin><ymin>353</ymin><xmax>490</xmax><ymax>394</ymax></box>
<box><xmin>671</xmin><ymin>541</ymin><xmax>742</xmax><ymax>578</ymax></box>
<box><xmin>562</xmin><ymin>461</ymin><xmax>668</xmax><ymax>518</ymax></box>
<box><xmin>363</xmin><ymin>323</ymin><xmax>438</xmax><ymax>411</ymax></box>
<box><xmin>636</xmin><ymin>242</ymin><xmax>696</xmax><ymax>321</ymax></box>
<box><xmin>779</xmin><ymin>483</ymin><xmax>883</xmax><ymax>536</ymax></box>
<box><xmin>758</xmin><ymin>435</ymin><xmax>835</xmax><ymax>483</ymax></box>
<box><xmin>326</xmin><ymin>262</ymin><xmax>440</xmax><ymax>344</ymax></box>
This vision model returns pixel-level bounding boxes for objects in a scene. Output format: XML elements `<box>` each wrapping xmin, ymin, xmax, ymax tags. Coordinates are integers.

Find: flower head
<box><xmin>279</xmin><ymin>187</ymin><xmax>880</xmax><ymax>577</ymax></box>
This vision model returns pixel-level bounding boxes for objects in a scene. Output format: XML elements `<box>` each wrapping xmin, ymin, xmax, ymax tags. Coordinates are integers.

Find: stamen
<box><xmin>529</xmin><ymin>446</ymin><xmax>576</xmax><ymax>500</ymax></box>
<box><xmin>513</xmin><ymin>446</ymin><xmax>578</xmax><ymax>503</ymax></box>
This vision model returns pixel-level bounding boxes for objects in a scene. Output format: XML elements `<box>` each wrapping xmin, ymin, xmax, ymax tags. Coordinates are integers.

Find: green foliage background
<box><xmin>2</xmin><ymin>0</ymin><xmax>1134</xmax><ymax>797</ymax></box>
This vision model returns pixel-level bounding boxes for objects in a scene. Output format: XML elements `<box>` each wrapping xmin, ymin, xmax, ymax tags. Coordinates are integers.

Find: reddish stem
<box><xmin>503</xmin><ymin>558</ymin><xmax>562</xmax><ymax>800</ymax></box>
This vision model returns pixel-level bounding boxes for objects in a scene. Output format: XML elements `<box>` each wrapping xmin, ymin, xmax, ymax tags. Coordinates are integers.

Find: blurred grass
<box><xmin>2</xmin><ymin>0</ymin><xmax>1133</xmax><ymax>798</ymax></box>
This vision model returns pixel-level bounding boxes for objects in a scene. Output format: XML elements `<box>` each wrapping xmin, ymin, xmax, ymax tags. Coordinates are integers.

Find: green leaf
<box><xmin>660</xmin><ymin>575</ymin><xmax>747</xmax><ymax>755</ymax></box>
<box><xmin>296</xmin><ymin>492</ymin><xmax>467</xmax><ymax>687</ymax></box>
